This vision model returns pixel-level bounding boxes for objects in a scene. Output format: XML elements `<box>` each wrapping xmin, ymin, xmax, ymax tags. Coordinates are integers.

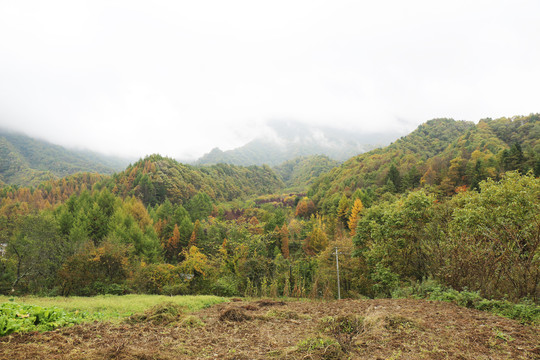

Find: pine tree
<box><xmin>385</xmin><ymin>164</ymin><xmax>402</xmax><ymax>193</ymax></box>
<box><xmin>336</xmin><ymin>194</ymin><xmax>350</xmax><ymax>226</ymax></box>
<box><xmin>348</xmin><ymin>198</ymin><xmax>363</xmax><ymax>236</ymax></box>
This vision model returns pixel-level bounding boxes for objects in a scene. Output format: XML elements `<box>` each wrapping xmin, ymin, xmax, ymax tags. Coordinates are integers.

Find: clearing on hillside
<box><xmin>1</xmin><ymin>298</ymin><xmax>539</xmax><ymax>359</ymax></box>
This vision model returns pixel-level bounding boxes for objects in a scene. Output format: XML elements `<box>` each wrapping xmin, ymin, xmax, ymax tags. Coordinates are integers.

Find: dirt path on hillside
<box><xmin>1</xmin><ymin>298</ymin><xmax>539</xmax><ymax>360</ymax></box>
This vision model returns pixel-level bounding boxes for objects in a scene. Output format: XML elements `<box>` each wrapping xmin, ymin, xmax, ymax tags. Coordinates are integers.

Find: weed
<box><xmin>319</xmin><ymin>315</ymin><xmax>363</xmax><ymax>351</ymax></box>
<box><xmin>492</xmin><ymin>327</ymin><xmax>514</xmax><ymax>342</ymax></box>
<box><xmin>265</xmin><ymin>309</ymin><xmax>303</xmax><ymax>320</ymax></box>
<box><xmin>387</xmin><ymin>349</ymin><xmax>402</xmax><ymax>359</ymax></box>
<box><xmin>385</xmin><ymin>315</ymin><xmax>418</xmax><ymax>330</ymax></box>
<box><xmin>181</xmin><ymin>315</ymin><xmax>205</xmax><ymax>328</ymax></box>
<box><xmin>126</xmin><ymin>302</ymin><xmax>184</xmax><ymax>325</ymax></box>
<box><xmin>296</xmin><ymin>337</ymin><xmax>343</xmax><ymax>359</ymax></box>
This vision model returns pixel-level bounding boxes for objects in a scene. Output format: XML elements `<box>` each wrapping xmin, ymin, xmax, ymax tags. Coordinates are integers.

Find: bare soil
<box><xmin>1</xmin><ymin>298</ymin><xmax>539</xmax><ymax>359</ymax></box>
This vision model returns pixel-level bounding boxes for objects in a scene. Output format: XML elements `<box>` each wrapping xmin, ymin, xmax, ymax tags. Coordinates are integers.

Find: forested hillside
<box><xmin>309</xmin><ymin>115</ymin><xmax>539</xmax><ymax>213</ymax></box>
<box><xmin>0</xmin><ymin>115</ymin><xmax>538</xmax><ymax>310</ymax></box>
<box><xmin>273</xmin><ymin>155</ymin><xmax>340</xmax><ymax>190</ymax></box>
<box><xmin>0</xmin><ymin>129</ymin><xmax>129</xmax><ymax>187</ymax></box>
<box><xmin>105</xmin><ymin>154</ymin><xmax>284</xmax><ymax>206</ymax></box>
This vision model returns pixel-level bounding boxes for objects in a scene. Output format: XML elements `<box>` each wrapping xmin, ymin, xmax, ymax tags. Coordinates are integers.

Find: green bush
<box><xmin>0</xmin><ymin>302</ymin><xmax>89</xmax><ymax>336</ymax></box>
<box><xmin>211</xmin><ymin>276</ymin><xmax>241</xmax><ymax>297</ymax></box>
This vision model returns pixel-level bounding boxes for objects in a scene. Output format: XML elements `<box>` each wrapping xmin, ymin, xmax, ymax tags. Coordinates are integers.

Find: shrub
<box><xmin>0</xmin><ymin>302</ymin><xmax>88</xmax><ymax>336</ymax></box>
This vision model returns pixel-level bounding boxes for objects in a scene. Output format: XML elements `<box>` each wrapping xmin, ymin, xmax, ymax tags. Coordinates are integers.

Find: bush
<box><xmin>0</xmin><ymin>302</ymin><xmax>89</xmax><ymax>336</ymax></box>
<box><xmin>211</xmin><ymin>276</ymin><xmax>240</xmax><ymax>297</ymax></box>
<box><xmin>130</xmin><ymin>263</ymin><xmax>183</xmax><ymax>294</ymax></box>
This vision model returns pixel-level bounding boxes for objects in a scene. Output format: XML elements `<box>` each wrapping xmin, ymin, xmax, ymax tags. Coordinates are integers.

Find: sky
<box><xmin>0</xmin><ymin>0</ymin><xmax>539</xmax><ymax>160</ymax></box>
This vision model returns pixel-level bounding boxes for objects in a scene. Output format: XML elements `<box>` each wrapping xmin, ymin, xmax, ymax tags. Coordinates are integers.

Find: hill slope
<box><xmin>106</xmin><ymin>154</ymin><xmax>284</xmax><ymax>205</ymax></box>
<box><xmin>309</xmin><ymin>115</ymin><xmax>539</xmax><ymax>212</ymax></box>
<box><xmin>195</xmin><ymin>119</ymin><xmax>402</xmax><ymax>166</ymax></box>
<box><xmin>273</xmin><ymin>155</ymin><xmax>340</xmax><ymax>190</ymax></box>
<box><xmin>0</xmin><ymin>129</ymin><xmax>129</xmax><ymax>187</ymax></box>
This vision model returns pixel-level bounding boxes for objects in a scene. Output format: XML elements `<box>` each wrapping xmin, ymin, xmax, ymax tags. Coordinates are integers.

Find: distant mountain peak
<box><xmin>195</xmin><ymin>120</ymin><xmax>404</xmax><ymax>166</ymax></box>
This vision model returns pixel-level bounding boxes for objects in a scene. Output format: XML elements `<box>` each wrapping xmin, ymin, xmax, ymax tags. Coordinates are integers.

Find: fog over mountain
<box><xmin>1</xmin><ymin>1</ymin><xmax>539</xmax><ymax>160</ymax></box>
<box><xmin>195</xmin><ymin>119</ymin><xmax>403</xmax><ymax>166</ymax></box>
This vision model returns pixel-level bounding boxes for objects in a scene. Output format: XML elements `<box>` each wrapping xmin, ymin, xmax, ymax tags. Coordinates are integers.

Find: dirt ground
<box><xmin>1</xmin><ymin>298</ymin><xmax>539</xmax><ymax>360</ymax></box>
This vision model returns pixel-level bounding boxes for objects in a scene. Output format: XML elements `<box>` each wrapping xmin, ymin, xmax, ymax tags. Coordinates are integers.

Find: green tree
<box><xmin>336</xmin><ymin>195</ymin><xmax>350</xmax><ymax>226</ymax></box>
<box><xmin>442</xmin><ymin>171</ymin><xmax>540</xmax><ymax>300</ymax></box>
<box><xmin>187</xmin><ymin>192</ymin><xmax>213</xmax><ymax>221</ymax></box>
<box><xmin>7</xmin><ymin>213</ymin><xmax>67</xmax><ymax>293</ymax></box>
<box><xmin>385</xmin><ymin>164</ymin><xmax>402</xmax><ymax>193</ymax></box>
<box><xmin>305</xmin><ymin>215</ymin><xmax>329</xmax><ymax>254</ymax></box>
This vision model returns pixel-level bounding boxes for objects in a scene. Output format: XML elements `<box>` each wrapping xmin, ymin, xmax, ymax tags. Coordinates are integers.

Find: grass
<box><xmin>0</xmin><ymin>294</ymin><xmax>228</xmax><ymax>322</ymax></box>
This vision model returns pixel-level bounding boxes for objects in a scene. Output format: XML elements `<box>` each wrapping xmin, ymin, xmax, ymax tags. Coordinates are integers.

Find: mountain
<box><xmin>105</xmin><ymin>154</ymin><xmax>284</xmax><ymax>206</ymax></box>
<box><xmin>308</xmin><ymin>115</ymin><xmax>540</xmax><ymax>213</ymax></box>
<box><xmin>195</xmin><ymin>119</ymin><xmax>403</xmax><ymax>166</ymax></box>
<box><xmin>273</xmin><ymin>155</ymin><xmax>340</xmax><ymax>190</ymax></box>
<box><xmin>0</xmin><ymin>129</ymin><xmax>130</xmax><ymax>187</ymax></box>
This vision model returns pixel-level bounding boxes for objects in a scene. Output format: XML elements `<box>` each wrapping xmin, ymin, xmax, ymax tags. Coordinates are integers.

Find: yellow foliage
<box><xmin>348</xmin><ymin>198</ymin><xmax>363</xmax><ymax>236</ymax></box>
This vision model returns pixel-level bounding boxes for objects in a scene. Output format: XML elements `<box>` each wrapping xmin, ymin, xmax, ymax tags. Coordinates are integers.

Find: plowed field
<box><xmin>1</xmin><ymin>298</ymin><xmax>539</xmax><ymax>359</ymax></box>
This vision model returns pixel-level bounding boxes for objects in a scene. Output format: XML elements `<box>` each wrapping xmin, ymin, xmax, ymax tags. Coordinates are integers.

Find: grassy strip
<box><xmin>0</xmin><ymin>294</ymin><xmax>229</xmax><ymax>335</ymax></box>
<box><xmin>0</xmin><ymin>294</ymin><xmax>228</xmax><ymax>320</ymax></box>
<box><xmin>393</xmin><ymin>281</ymin><xmax>540</xmax><ymax>325</ymax></box>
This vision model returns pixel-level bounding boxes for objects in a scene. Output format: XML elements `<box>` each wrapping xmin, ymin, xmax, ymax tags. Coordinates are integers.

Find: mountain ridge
<box><xmin>309</xmin><ymin>114</ymin><xmax>539</xmax><ymax>212</ymax></box>
<box><xmin>0</xmin><ymin>128</ymin><xmax>131</xmax><ymax>187</ymax></box>
<box><xmin>194</xmin><ymin>119</ymin><xmax>404</xmax><ymax>166</ymax></box>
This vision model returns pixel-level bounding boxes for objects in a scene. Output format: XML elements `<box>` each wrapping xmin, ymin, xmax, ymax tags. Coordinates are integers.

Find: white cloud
<box><xmin>0</xmin><ymin>0</ymin><xmax>538</xmax><ymax>159</ymax></box>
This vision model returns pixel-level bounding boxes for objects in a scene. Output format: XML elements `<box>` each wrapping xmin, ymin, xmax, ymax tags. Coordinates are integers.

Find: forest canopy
<box><xmin>1</xmin><ymin>115</ymin><xmax>538</xmax><ymax>304</ymax></box>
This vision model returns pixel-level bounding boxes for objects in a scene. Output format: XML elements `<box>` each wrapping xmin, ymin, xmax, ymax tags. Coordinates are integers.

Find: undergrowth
<box><xmin>392</xmin><ymin>279</ymin><xmax>540</xmax><ymax>324</ymax></box>
<box><xmin>0</xmin><ymin>302</ymin><xmax>89</xmax><ymax>336</ymax></box>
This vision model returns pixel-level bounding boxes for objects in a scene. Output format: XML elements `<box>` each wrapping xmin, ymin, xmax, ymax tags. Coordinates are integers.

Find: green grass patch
<box><xmin>0</xmin><ymin>294</ymin><xmax>228</xmax><ymax>321</ymax></box>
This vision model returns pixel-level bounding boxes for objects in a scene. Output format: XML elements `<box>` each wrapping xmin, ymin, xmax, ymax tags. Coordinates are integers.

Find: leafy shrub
<box><xmin>210</xmin><ymin>276</ymin><xmax>240</xmax><ymax>297</ymax></box>
<box><xmin>0</xmin><ymin>302</ymin><xmax>88</xmax><ymax>336</ymax></box>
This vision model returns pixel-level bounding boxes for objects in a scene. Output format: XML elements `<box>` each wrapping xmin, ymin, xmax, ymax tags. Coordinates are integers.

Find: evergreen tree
<box><xmin>348</xmin><ymin>198</ymin><xmax>363</xmax><ymax>236</ymax></box>
<box><xmin>187</xmin><ymin>192</ymin><xmax>213</xmax><ymax>221</ymax></box>
<box><xmin>336</xmin><ymin>194</ymin><xmax>350</xmax><ymax>226</ymax></box>
<box><xmin>385</xmin><ymin>164</ymin><xmax>402</xmax><ymax>193</ymax></box>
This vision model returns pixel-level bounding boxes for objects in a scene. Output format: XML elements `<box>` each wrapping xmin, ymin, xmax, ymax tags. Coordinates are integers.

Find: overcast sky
<box><xmin>0</xmin><ymin>1</ymin><xmax>539</xmax><ymax>160</ymax></box>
